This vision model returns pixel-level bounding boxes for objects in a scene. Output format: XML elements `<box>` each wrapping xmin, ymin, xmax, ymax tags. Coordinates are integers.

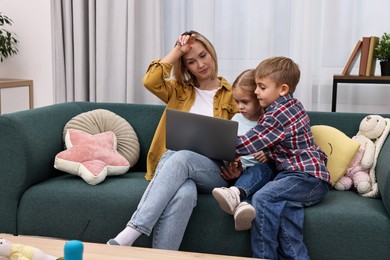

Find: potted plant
<box><xmin>0</xmin><ymin>12</ymin><xmax>19</xmax><ymax>62</ymax></box>
<box><xmin>375</xmin><ymin>32</ymin><xmax>390</xmax><ymax>76</ymax></box>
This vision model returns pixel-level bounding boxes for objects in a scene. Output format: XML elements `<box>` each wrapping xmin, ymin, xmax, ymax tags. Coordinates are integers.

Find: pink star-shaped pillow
<box><xmin>54</xmin><ymin>129</ymin><xmax>130</xmax><ymax>185</ymax></box>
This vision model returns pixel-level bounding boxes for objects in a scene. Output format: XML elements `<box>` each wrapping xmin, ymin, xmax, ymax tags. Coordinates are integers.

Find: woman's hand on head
<box><xmin>220</xmin><ymin>160</ymin><xmax>243</xmax><ymax>181</ymax></box>
<box><xmin>163</xmin><ymin>33</ymin><xmax>196</xmax><ymax>63</ymax></box>
<box><xmin>176</xmin><ymin>34</ymin><xmax>196</xmax><ymax>54</ymax></box>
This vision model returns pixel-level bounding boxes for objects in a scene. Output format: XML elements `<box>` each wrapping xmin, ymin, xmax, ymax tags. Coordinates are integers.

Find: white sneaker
<box><xmin>212</xmin><ymin>186</ymin><xmax>241</xmax><ymax>215</ymax></box>
<box><xmin>234</xmin><ymin>202</ymin><xmax>256</xmax><ymax>231</ymax></box>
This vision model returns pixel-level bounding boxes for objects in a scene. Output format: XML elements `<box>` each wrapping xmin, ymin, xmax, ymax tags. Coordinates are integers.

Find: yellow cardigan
<box><xmin>143</xmin><ymin>60</ymin><xmax>238</xmax><ymax>180</ymax></box>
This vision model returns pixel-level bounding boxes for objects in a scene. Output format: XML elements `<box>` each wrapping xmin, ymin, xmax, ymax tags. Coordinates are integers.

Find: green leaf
<box><xmin>0</xmin><ymin>12</ymin><xmax>19</xmax><ymax>62</ymax></box>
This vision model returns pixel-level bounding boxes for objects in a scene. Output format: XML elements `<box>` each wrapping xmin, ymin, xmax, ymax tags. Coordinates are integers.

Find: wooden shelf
<box><xmin>332</xmin><ymin>75</ymin><xmax>390</xmax><ymax>112</ymax></box>
<box><xmin>0</xmin><ymin>78</ymin><xmax>34</xmax><ymax>114</ymax></box>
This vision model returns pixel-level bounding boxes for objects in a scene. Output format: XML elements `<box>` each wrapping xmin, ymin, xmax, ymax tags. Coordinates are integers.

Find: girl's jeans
<box><xmin>235</xmin><ymin>162</ymin><xmax>276</xmax><ymax>200</ymax></box>
<box><xmin>128</xmin><ymin>150</ymin><xmax>227</xmax><ymax>250</ymax></box>
<box><xmin>250</xmin><ymin>171</ymin><xmax>329</xmax><ymax>260</ymax></box>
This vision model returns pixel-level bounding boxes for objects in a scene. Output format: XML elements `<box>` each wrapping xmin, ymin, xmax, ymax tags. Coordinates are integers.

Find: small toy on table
<box><xmin>0</xmin><ymin>238</ymin><xmax>60</xmax><ymax>260</ymax></box>
<box><xmin>64</xmin><ymin>240</ymin><xmax>83</xmax><ymax>260</ymax></box>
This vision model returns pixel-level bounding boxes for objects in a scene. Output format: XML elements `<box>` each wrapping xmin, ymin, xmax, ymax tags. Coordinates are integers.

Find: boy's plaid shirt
<box><xmin>236</xmin><ymin>94</ymin><xmax>331</xmax><ymax>184</ymax></box>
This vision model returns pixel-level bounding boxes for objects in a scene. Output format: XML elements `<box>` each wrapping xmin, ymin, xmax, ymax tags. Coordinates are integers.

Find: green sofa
<box><xmin>1</xmin><ymin>102</ymin><xmax>389</xmax><ymax>259</ymax></box>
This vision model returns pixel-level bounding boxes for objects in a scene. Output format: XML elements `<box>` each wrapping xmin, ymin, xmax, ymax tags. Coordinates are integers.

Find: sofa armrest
<box><xmin>0</xmin><ymin>103</ymin><xmax>83</xmax><ymax>233</ymax></box>
<box><xmin>376</xmin><ymin>137</ymin><xmax>390</xmax><ymax>215</ymax></box>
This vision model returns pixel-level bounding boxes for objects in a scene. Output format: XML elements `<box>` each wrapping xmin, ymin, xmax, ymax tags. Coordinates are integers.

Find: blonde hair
<box><xmin>173</xmin><ymin>30</ymin><xmax>218</xmax><ymax>87</ymax></box>
<box><xmin>255</xmin><ymin>56</ymin><xmax>300</xmax><ymax>93</ymax></box>
<box><xmin>232</xmin><ymin>69</ymin><xmax>257</xmax><ymax>99</ymax></box>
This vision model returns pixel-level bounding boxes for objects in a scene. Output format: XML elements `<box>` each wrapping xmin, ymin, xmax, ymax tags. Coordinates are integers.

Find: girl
<box><xmin>212</xmin><ymin>69</ymin><xmax>275</xmax><ymax>231</ymax></box>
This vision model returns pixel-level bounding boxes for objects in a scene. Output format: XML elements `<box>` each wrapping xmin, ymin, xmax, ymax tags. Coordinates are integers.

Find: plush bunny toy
<box><xmin>335</xmin><ymin>115</ymin><xmax>390</xmax><ymax>198</ymax></box>
<box><xmin>334</xmin><ymin>134</ymin><xmax>374</xmax><ymax>194</ymax></box>
<box><xmin>0</xmin><ymin>238</ymin><xmax>60</xmax><ymax>260</ymax></box>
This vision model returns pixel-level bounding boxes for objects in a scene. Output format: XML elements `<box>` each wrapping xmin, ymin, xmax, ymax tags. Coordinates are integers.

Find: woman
<box><xmin>108</xmin><ymin>30</ymin><xmax>238</xmax><ymax>250</ymax></box>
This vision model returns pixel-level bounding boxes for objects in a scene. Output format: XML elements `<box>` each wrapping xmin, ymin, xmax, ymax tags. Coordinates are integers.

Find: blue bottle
<box><xmin>64</xmin><ymin>240</ymin><xmax>84</xmax><ymax>260</ymax></box>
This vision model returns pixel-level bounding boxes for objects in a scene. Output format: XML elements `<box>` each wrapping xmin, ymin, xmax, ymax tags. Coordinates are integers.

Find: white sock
<box><xmin>114</xmin><ymin>226</ymin><xmax>142</xmax><ymax>246</ymax></box>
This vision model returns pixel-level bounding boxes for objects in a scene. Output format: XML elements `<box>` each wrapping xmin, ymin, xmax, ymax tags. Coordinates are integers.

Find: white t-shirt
<box><xmin>189</xmin><ymin>87</ymin><xmax>218</xmax><ymax>117</ymax></box>
<box><xmin>232</xmin><ymin>113</ymin><xmax>259</xmax><ymax>169</ymax></box>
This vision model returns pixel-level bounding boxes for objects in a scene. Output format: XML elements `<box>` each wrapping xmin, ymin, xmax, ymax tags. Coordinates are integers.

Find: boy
<box><xmin>217</xmin><ymin>57</ymin><xmax>330</xmax><ymax>259</ymax></box>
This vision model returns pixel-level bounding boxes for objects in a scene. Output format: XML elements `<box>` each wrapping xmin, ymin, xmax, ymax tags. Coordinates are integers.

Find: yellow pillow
<box><xmin>311</xmin><ymin>125</ymin><xmax>360</xmax><ymax>186</ymax></box>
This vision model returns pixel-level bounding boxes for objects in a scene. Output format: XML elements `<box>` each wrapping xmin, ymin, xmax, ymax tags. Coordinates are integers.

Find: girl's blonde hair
<box><xmin>232</xmin><ymin>69</ymin><xmax>257</xmax><ymax>99</ymax></box>
<box><xmin>173</xmin><ymin>30</ymin><xmax>218</xmax><ymax>87</ymax></box>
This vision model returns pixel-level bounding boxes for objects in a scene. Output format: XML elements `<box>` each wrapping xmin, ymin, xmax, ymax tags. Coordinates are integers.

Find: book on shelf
<box><xmin>365</xmin><ymin>36</ymin><xmax>380</xmax><ymax>76</ymax></box>
<box><xmin>342</xmin><ymin>40</ymin><xmax>362</xmax><ymax>76</ymax></box>
<box><xmin>359</xmin><ymin>36</ymin><xmax>371</xmax><ymax>76</ymax></box>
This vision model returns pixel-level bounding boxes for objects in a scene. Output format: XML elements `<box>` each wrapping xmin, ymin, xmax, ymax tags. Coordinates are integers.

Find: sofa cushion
<box><xmin>16</xmin><ymin>172</ymin><xmax>252</xmax><ymax>257</ymax></box>
<box><xmin>304</xmin><ymin>190</ymin><xmax>390</xmax><ymax>260</ymax></box>
<box><xmin>17</xmin><ymin>172</ymin><xmax>151</xmax><ymax>244</ymax></box>
<box><xmin>63</xmin><ymin>109</ymin><xmax>140</xmax><ymax>166</ymax></box>
<box><xmin>54</xmin><ymin>129</ymin><xmax>130</xmax><ymax>185</ymax></box>
<box><xmin>311</xmin><ymin>125</ymin><xmax>360</xmax><ymax>186</ymax></box>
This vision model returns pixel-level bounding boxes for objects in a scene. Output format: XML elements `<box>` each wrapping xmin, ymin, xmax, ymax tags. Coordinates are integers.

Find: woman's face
<box><xmin>182</xmin><ymin>41</ymin><xmax>215</xmax><ymax>82</ymax></box>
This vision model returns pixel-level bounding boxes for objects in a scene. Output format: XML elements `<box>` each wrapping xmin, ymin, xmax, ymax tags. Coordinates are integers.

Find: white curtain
<box><xmin>52</xmin><ymin>0</ymin><xmax>390</xmax><ymax>112</ymax></box>
<box><xmin>52</xmin><ymin>0</ymin><xmax>163</xmax><ymax>105</ymax></box>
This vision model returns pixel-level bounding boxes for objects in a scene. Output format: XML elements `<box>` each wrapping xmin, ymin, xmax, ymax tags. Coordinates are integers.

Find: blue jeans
<box><xmin>250</xmin><ymin>171</ymin><xmax>329</xmax><ymax>260</ymax></box>
<box><xmin>235</xmin><ymin>163</ymin><xmax>276</xmax><ymax>200</ymax></box>
<box><xmin>128</xmin><ymin>150</ymin><xmax>227</xmax><ymax>250</ymax></box>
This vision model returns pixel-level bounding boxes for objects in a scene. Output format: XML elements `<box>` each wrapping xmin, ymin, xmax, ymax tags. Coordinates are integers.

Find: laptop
<box><xmin>166</xmin><ymin>109</ymin><xmax>239</xmax><ymax>162</ymax></box>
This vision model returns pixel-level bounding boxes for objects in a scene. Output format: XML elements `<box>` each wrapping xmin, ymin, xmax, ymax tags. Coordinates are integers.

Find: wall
<box><xmin>1</xmin><ymin>1</ymin><xmax>389</xmax><ymax>115</ymax></box>
<box><xmin>0</xmin><ymin>0</ymin><xmax>53</xmax><ymax>114</ymax></box>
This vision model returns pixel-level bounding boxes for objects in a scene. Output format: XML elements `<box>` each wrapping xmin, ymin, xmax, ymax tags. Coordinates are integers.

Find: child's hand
<box><xmin>253</xmin><ymin>151</ymin><xmax>269</xmax><ymax>163</ymax></box>
<box><xmin>221</xmin><ymin>160</ymin><xmax>242</xmax><ymax>181</ymax></box>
